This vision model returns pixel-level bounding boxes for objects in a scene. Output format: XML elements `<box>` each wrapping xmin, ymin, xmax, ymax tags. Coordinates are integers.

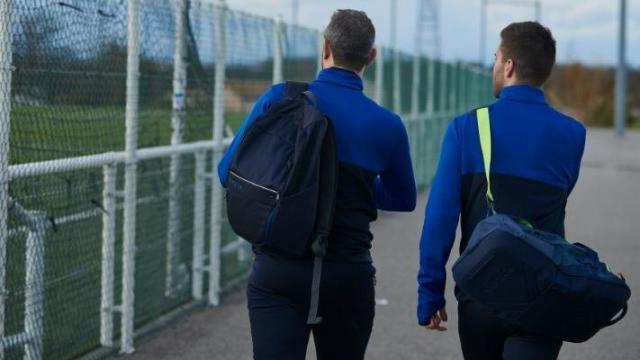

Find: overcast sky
<box><xmin>227</xmin><ymin>0</ymin><xmax>639</xmax><ymax>67</ymax></box>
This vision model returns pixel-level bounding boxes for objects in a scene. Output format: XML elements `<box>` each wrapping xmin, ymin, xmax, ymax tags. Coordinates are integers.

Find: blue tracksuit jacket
<box><xmin>417</xmin><ymin>84</ymin><xmax>586</xmax><ymax>325</ymax></box>
<box><xmin>219</xmin><ymin>67</ymin><xmax>417</xmax><ymax>263</ymax></box>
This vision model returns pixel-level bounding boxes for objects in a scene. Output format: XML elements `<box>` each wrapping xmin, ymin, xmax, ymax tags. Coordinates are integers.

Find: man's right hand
<box><xmin>423</xmin><ymin>307</ymin><xmax>448</xmax><ymax>331</ymax></box>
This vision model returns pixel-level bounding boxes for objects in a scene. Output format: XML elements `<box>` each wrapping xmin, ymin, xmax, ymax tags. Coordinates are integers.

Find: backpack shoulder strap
<box><xmin>311</xmin><ymin>122</ymin><xmax>338</xmax><ymax>256</ymax></box>
<box><xmin>476</xmin><ymin>107</ymin><xmax>495</xmax><ymax>208</ymax></box>
<box><xmin>307</xmin><ymin>121</ymin><xmax>338</xmax><ymax>325</ymax></box>
<box><xmin>284</xmin><ymin>81</ymin><xmax>309</xmax><ymax>99</ymax></box>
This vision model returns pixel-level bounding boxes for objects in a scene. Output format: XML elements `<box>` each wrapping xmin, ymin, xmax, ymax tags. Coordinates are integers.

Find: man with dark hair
<box><xmin>417</xmin><ymin>22</ymin><xmax>586</xmax><ymax>360</ymax></box>
<box><xmin>219</xmin><ymin>9</ymin><xmax>416</xmax><ymax>360</ymax></box>
<box><xmin>494</xmin><ymin>21</ymin><xmax>557</xmax><ymax>92</ymax></box>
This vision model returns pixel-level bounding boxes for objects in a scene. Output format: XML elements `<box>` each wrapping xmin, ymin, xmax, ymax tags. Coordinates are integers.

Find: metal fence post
<box><xmin>191</xmin><ymin>151</ymin><xmax>206</xmax><ymax>300</ymax></box>
<box><xmin>166</xmin><ymin>0</ymin><xmax>188</xmax><ymax>298</ymax></box>
<box><xmin>316</xmin><ymin>30</ymin><xmax>323</xmax><ymax>75</ymax></box>
<box><xmin>468</xmin><ymin>66</ymin><xmax>473</xmax><ymax>110</ymax></box>
<box><xmin>426</xmin><ymin>57</ymin><xmax>435</xmax><ymax>115</ymax></box>
<box><xmin>121</xmin><ymin>0</ymin><xmax>141</xmax><ymax>354</ymax></box>
<box><xmin>411</xmin><ymin>55</ymin><xmax>421</xmax><ymax>119</ymax></box>
<box><xmin>439</xmin><ymin>61</ymin><xmax>447</xmax><ymax>114</ymax></box>
<box><xmin>486</xmin><ymin>71</ymin><xmax>491</xmax><ymax>103</ymax></box>
<box><xmin>393</xmin><ymin>49</ymin><xmax>401</xmax><ymax>112</ymax></box>
<box><xmin>100</xmin><ymin>164</ymin><xmax>117</xmax><ymax>347</ymax></box>
<box><xmin>449</xmin><ymin>63</ymin><xmax>458</xmax><ymax>115</ymax></box>
<box><xmin>435</xmin><ymin>60</ymin><xmax>447</xmax><ymax>172</ymax></box>
<box><xmin>273</xmin><ymin>15</ymin><xmax>283</xmax><ymax>84</ymax></box>
<box><xmin>425</xmin><ymin>56</ymin><xmax>435</xmax><ymax>183</ymax></box>
<box><xmin>374</xmin><ymin>45</ymin><xmax>384</xmax><ymax>105</ymax></box>
<box><xmin>0</xmin><ymin>1</ymin><xmax>13</xmax><ymax>356</ymax></box>
<box><xmin>457</xmin><ymin>64</ymin><xmax>464</xmax><ymax>113</ymax></box>
<box><xmin>410</xmin><ymin>52</ymin><xmax>421</xmax><ymax>183</ymax></box>
<box><xmin>209</xmin><ymin>0</ymin><xmax>227</xmax><ymax>307</ymax></box>
<box><xmin>470</xmin><ymin>68</ymin><xmax>477</xmax><ymax>107</ymax></box>
<box><xmin>477</xmin><ymin>70</ymin><xmax>482</xmax><ymax>105</ymax></box>
<box><xmin>24</xmin><ymin>212</ymin><xmax>46</xmax><ymax>360</ymax></box>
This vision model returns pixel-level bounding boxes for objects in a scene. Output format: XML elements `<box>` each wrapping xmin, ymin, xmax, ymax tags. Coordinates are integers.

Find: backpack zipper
<box><xmin>229</xmin><ymin>170</ymin><xmax>280</xmax><ymax>200</ymax></box>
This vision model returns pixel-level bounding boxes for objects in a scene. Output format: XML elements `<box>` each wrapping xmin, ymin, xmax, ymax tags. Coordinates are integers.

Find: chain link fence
<box><xmin>0</xmin><ymin>0</ymin><xmax>492</xmax><ymax>359</ymax></box>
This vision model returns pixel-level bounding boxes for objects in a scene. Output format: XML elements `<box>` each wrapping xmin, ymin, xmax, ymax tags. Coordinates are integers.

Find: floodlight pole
<box><xmin>480</xmin><ymin>0</ymin><xmax>487</xmax><ymax>67</ymax></box>
<box><xmin>292</xmin><ymin>0</ymin><xmax>299</xmax><ymax>26</ymax></box>
<box><xmin>615</xmin><ymin>0</ymin><xmax>627</xmax><ymax>138</ymax></box>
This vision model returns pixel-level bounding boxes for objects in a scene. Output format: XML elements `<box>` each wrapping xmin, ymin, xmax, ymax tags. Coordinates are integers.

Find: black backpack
<box><xmin>225</xmin><ymin>82</ymin><xmax>338</xmax><ymax>324</ymax></box>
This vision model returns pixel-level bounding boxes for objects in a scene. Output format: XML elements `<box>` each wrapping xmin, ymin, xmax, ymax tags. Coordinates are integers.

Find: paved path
<box><xmin>124</xmin><ymin>129</ymin><xmax>640</xmax><ymax>360</ymax></box>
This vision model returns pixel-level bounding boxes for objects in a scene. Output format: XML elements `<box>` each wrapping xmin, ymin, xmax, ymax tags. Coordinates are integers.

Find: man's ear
<box><xmin>366</xmin><ymin>47</ymin><xmax>377</xmax><ymax>66</ymax></box>
<box><xmin>323</xmin><ymin>39</ymin><xmax>331</xmax><ymax>61</ymax></box>
<box><xmin>504</xmin><ymin>59</ymin><xmax>516</xmax><ymax>79</ymax></box>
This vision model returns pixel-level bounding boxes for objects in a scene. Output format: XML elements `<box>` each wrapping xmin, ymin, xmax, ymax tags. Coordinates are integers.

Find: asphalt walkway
<box><xmin>123</xmin><ymin>129</ymin><xmax>640</xmax><ymax>360</ymax></box>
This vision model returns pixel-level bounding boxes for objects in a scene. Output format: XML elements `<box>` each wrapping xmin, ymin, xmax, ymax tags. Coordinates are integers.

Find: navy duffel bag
<box><xmin>453</xmin><ymin>213</ymin><xmax>630</xmax><ymax>343</ymax></box>
<box><xmin>452</xmin><ymin>108</ymin><xmax>631</xmax><ymax>343</ymax></box>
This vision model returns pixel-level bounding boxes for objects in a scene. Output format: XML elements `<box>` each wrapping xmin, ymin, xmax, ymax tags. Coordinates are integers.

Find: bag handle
<box><xmin>284</xmin><ymin>81</ymin><xmax>309</xmax><ymax>98</ymax></box>
<box><xmin>604</xmin><ymin>273</ymin><xmax>629</xmax><ymax>327</ymax></box>
<box><xmin>605</xmin><ymin>304</ymin><xmax>628</xmax><ymax>327</ymax></box>
<box><xmin>284</xmin><ymin>81</ymin><xmax>317</xmax><ymax>106</ymax></box>
<box><xmin>476</xmin><ymin>107</ymin><xmax>496</xmax><ymax>214</ymax></box>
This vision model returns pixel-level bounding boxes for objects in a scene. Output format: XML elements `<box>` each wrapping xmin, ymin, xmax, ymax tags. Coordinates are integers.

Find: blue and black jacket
<box><xmin>219</xmin><ymin>67</ymin><xmax>417</xmax><ymax>263</ymax></box>
<box><xmin>417</xmin><ymin>84</ymin><xmax>587</xmax><ymax>325</ymax></box>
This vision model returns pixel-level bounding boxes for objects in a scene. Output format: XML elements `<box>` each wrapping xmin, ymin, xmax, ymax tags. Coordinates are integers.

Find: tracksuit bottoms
<box><xmin>457</xmin><ymin>291</ymin><xmax>563</xmax><ymax>360</ymax></box>
<box><xmin>247</xmin><ymin>253</ymin><xmax>376</xmax><ymax>360</ymax></box>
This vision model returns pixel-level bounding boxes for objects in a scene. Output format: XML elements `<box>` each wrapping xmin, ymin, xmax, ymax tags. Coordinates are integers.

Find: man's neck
<box><xmin>504</xmin><ymin>80</ymin><xmax>539</xmax><ymax>89</ymax></box>
<box><xmin>324</xmin><ymin>65</ymin><xmax>364</xmax><ymax>77</ymax></box>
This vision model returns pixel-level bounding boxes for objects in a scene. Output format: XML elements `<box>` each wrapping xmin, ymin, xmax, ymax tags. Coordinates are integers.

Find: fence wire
<box><xmin>0</xmin><ymin>1</ymin><xmax>492</xmax><ymax>359</ymax></box>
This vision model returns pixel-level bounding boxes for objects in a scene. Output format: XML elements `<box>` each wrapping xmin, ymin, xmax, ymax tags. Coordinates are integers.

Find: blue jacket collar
<box><xmin>316</xmin><ymin>67</ymin><xmax>364</xmax><ymax>91</ymax></box>
<box><xmin>499</xmin><ymin>84</ymin><xmax>547</xmax><ymax>104</ymax></box>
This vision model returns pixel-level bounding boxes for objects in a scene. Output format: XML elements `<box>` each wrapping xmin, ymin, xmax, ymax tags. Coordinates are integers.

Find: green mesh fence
<box><xmin>282</xmin><ymin>23</ymin><xmax>321</xmax><ymax>82</ymax></box>
<box><xmin>0</xmin><ymin>1</ymin><xmax>492</xmax><ymax>359</ymax></box>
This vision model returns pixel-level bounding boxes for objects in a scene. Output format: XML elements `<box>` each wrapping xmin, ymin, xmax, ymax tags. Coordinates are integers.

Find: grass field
<box><xmin>9</xmin><ymin>105</ymin><xmax>247</xmax><ymax>164</ymax></box>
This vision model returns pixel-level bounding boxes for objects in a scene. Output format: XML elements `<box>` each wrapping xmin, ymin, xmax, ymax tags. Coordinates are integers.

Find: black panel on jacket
<box><xmin>460</xmin><ymin>173</ymin><xmax>567</xmax><ymax>254</ymax></box>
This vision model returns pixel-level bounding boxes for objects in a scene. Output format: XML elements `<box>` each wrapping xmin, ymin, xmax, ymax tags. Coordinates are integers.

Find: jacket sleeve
<box><xmin>217</xmin><ymin>84</ymin><xmax>284</xmax><ymax>187</ymax></box>
<box><xmin>567</xmin><ymin>126</ymin><xmax>587</xmax><ymax>194</ymax></box>
<box><xmin>375</xmin><ymin>117</ymin><xmax>417</xmax><ymax>212</ymax></box>
<box><xmin>417</xmin><ymin>119</ymin><xmax>462</xmax><ymax>325</ymax></box>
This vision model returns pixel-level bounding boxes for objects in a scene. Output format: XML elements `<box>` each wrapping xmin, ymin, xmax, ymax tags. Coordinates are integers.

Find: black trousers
<box><xmin>458</xmin><ymin>298</ymin><xmax>563</xmax><ymax>360</ymax></box>
<box><xmin>247</xmin><ymin>253</ymin><xmax>376</xmax><ymax>360</ymax></box>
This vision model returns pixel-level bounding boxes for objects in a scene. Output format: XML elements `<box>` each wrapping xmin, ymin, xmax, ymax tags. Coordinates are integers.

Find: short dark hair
<box><xmin>324</xmin><ymin>9</ymin><xmax>375</xmax><ymax>71</ymax></box>
<box><xmin>500</xmin><ymin>21</ymin><xmax>556</xmax><ymax>86</ymax></box>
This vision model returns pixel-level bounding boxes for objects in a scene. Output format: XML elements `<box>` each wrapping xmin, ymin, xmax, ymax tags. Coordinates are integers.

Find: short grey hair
<box><xmin>324</xmin><ymin>9</ymin><xmax>376</xmax><ymax>71</ymax></box>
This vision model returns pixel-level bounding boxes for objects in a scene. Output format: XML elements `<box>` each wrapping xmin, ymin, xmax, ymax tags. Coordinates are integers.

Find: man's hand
<box><xmin>424</xmin><ymin>308</ymin><xmax>448</xmax><ymax>331</ymax></box>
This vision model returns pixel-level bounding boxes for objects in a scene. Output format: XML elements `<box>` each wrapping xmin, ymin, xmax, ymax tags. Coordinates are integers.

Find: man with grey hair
<box><xmin>218</xmin><ymin>9</ymin><xmax>416</xmax><ymax>360</ymax></box>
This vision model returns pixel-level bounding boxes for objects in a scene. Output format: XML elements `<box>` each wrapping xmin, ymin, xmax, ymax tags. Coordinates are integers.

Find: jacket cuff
<box><xmin>417</xmin><ymin>298</ymin><xmax>446</xmax><ymax>325</ymax></box>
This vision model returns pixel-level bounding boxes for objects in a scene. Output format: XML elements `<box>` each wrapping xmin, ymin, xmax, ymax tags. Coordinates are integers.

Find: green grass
<box><xmin>9</xmin><ymin>105</ymin><xmax>248</xmax><ymax>164</ymax></box>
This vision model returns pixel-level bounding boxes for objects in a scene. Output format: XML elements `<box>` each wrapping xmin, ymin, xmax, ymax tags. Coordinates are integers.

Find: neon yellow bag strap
<box><xmin>476</xmin><ymin>107</ymin><xmax>495</xmax><ymax>204</ymax></box>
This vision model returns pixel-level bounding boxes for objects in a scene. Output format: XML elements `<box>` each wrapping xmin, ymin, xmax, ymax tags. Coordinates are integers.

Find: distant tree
<box><xmin>546</xmin><ymin>64</ymin><xmax>615</xmax><ymax>127</ymax></box>
<box><xmin>13</xmin><ymin>9</ymin><xmax>69</xmax><ymax>103</ymax></box>
<box><xmin>628</xmin><ymin>68</ymin><xmax>640</xmax><ymax>128</ymax></box>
